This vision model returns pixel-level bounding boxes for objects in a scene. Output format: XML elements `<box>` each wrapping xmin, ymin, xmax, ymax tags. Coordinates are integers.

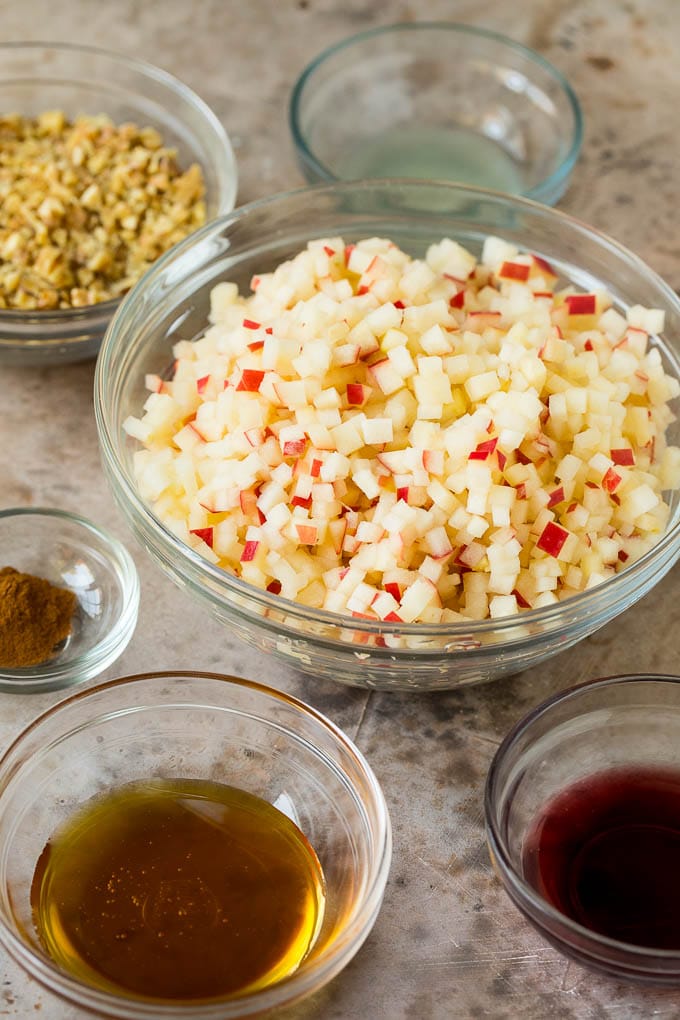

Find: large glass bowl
<box><xmin>0</xmin><ymin>42</ymin><xmax>237</xmax><ymax>367</ymax></box>
<box><xmin>289</xmin><ymin>22</ymin><xmax>582</xmax><ymax>206</ymax></box>
<box><xmin>0</xmin><ymin>671</ymin><xmax>391</xmax><ymax>1017</ymax></box>
<box><xmin>94</xmin><ymin>180</ymin><xmax>680</xmax><ymax>691</ymax></box>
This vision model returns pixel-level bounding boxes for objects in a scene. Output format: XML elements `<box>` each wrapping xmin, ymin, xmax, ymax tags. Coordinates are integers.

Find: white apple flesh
<box><xmin>125</xmin><ymin>234</ymin><xmax>680</xmax><ymax>628</ymax></box>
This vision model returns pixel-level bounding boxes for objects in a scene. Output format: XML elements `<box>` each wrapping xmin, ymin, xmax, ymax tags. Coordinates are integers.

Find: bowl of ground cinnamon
<box><xmin>0</xmin><ymin>508</ymin><xmax>139</xmax><ymax>693</ymax></box>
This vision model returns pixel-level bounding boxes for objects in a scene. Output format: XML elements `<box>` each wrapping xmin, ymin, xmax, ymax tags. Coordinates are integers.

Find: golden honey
<box><xmin>30</xmin><ymin>778</ymin><xmax>325</xmax><ymax>1001</ymax></box>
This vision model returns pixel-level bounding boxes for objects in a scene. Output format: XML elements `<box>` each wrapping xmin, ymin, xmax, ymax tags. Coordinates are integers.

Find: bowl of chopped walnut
<box><xmin>0</xmin><ymin>42</ymin><xmax>238</xmax><ymax>366</ymax></box>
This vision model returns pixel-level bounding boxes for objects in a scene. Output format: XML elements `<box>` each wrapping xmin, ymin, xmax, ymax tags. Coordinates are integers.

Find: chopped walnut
<box><xmin>0</xmin><ymin>112</ymin><xmax>207</xmax><ymax>311</ymax></box>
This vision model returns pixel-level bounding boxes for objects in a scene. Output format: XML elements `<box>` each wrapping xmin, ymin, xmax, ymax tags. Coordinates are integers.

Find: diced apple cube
<box><xmin>360</xmin><ymin>417</ymin><xmax>394</xmax><ymax>446</ymax></box>
<box><xmin>381</xmin><ymin>351</ymin><xmax>414</xmax><ymax>387</ymax></box>
<box><xmin>363</xmin><ymin>302</ymin><xmax>403</xmax><ymax>336</ymax></box>
<box><xmin>621</xmin><ymin>484</ymin><xmax>659</xmax><ymax>519</ymax></box>
<box><xmin>330</xmin><ymin>419</ymin><xmax>365</xmax><ymax>455</ymax></box>
<box><xmin>369</xmin><ymin>358</ymin><xmax>406</xmax><ymax>395</ymax></box>
<box><xmin>351</xmin><ymin>467</ymin><xmax>380</xmax><ymax>500</ymax></box>
<box><xmin>420</xmin><ymin>323</ymin><xmax>452</xmax><ymax>355</ymax></box>
<box><xmin>627</xmin><ymin>305</ymin><xmax>665</xmax><ymax>335</ymax></box>
<box><xmin>464</xmin><ymin>371</ymin><xmax>500</xmax><ymax>402</ymax></box>
<box><xmin>481</xmin><ymin>236</ymin><xmax>518</xmax><ymax>269</ymax></box>
<box><xmin>209</xmin><ymin>281</ymin><xmax>239</xmax><ymax>321</ymax></box>
<box><xmin>427</xmin><ymin>238</ymin><xmax>477</xmax><ymax>279</ymax></box>
<box><xmin>489</xmin><ymin>594</ymin><xmax>519</xmax><ymax>617</ymax></box>
<box><xmin>398</xmin><ymin>576</ymin><xmax>440</xmax><ymax>622</ymax></box>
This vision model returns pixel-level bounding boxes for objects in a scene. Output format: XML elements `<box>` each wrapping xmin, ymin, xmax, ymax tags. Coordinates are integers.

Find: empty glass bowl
<box><xmin>0</xmin><ymin>42</ymin><xmax>237</xmax><ymax>367</ymax></box>
<box><xmin>290</xmin><ymin>22</ymin><xmax>582</xmax><ymax>205</ymax></box>
<box><xmin>0</xmin><ymin>671</ymin><xmax>392</xmax><ymax>1017</ymax></box>
<box><xmin>485</xmin><ymin>674</ymin><xmax>680</xmax><ymax>984</ymax></box>
<box><xmin>0</xmin><ymin>507</ymin><xmax>139</xmax><ymax>692</ymax></box>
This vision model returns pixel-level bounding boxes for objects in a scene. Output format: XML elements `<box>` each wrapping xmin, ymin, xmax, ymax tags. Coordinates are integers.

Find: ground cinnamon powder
<box><xmin>0</xmin><ymin>566</ymin><xmax>77</xmax><ymax>668</ymax></box>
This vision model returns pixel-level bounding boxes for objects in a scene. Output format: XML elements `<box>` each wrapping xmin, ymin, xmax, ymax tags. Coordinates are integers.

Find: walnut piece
<box><xmin>0</xmin><ymin>112</ymin><xmax>207</xmax><ymax>311</ymax></box>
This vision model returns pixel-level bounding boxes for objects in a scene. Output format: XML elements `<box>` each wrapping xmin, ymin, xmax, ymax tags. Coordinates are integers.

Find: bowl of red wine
<box><xmin>485</xmin><ymin>674</ymin><xmax>680</xmax><ymax>984</ymax></box>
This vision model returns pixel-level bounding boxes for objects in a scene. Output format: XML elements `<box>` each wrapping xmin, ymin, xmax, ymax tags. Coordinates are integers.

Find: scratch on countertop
<box><xmin>559</xmin><ymin>959</ymin><xmax>584</xmax><ymax>993</ymax></box>
<box><xmin>421</xmin><ymin>949</ymin><xmax>560</xmax><ymax>968</ymax></box>
<box><xmin>463</xmin><ymin>729</ymin><xmax>502</xmax><ymax>751</ymax></box>
<box><xmin>350</xmin><ymin>690</ymin><xmax>373</xmax><ymax>743</ymax></box>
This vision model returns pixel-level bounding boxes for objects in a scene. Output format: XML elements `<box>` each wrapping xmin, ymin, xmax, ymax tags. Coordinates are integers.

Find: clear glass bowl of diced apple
<box><xmin>95</xmin><ymin>180</ymin><xmax>680</xmax><ymax>691</ymax></box>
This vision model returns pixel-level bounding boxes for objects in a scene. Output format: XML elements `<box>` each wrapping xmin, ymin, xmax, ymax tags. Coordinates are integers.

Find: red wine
<box><xmin>522</xmin><ymin>766</ymin><xmax>680</xmax><ymax>949</ymax></box>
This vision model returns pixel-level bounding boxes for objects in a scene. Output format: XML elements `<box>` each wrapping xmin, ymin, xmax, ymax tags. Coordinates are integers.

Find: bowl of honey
<box><xmin>485</xmin><ymin>673</ymin><xmax>680</xmax><ymax>984</ymax></box>
<box><xmin>0</xmin><ymin>671</ymin><xmax>391</xmax><ymax>1017</ymax></box>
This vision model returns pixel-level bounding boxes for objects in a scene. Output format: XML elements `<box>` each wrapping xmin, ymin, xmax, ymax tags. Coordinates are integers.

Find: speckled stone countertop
<box><xmin>1</xmin><ymin>1</ymin><xmax>680</xmax><ymax>1017</ymax></box>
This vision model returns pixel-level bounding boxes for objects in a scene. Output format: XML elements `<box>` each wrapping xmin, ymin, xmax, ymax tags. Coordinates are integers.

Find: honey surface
<box><xmin>30</xmin><ymin>778</ymin><xmax>325</xmax><ymax>1001</ymax></box>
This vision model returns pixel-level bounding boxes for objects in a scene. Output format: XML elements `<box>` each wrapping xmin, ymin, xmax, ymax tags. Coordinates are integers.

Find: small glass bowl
<box><xmin>0</xmin><ymin>41</ymin><xmax>238</xmax><ymax>367</ymax></box>
<box><xmin>0</xmin><ymin>508</ymin><xmax>139</xmax><ymax>693</ymax></box>
<box><xmin>290</xmin><ymin>22</ymin><xmax>582</xmax><ymax>205</ymax></box>
<box><xmin>95</xmin><ymin>180</ymin><xmax>680</xmax><ymax>692</ymax></box>
<box><xmin>0</xmin><ymin>671</ymin><xmax>392</xmax><ymax>1017</ymax></box>
<box><xmin>485</xmin><ymin>674</ymin><xmax>680</xmax><ymax>984</ymax></box>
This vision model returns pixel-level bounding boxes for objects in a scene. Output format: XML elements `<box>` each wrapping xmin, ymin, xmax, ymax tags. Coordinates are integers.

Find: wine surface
<box><xmin>522</xmin><ymin>766</ymin><xmax>680</xmax><ymax>949</ymax></box>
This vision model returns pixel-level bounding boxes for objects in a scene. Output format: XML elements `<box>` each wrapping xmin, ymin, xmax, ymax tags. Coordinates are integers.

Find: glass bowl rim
<box><xmin>95</xmin><ymin>177</ymin><xmax>680</xmax><ymax>643</ymax></box>
<box><xmin>0</xmin><ymin>38</ymin><xmax>237</xmax><ymax>327</ymax></box>
<box><xmin>0</xmin><ymin>669</ymin><xmax>393</xmax><ymax>1017</ymax></box>
<box><xmin>484</xmin><ymin>671</ymin><xmax>680</xmax><ymax>961</ymax></box>
<box><xmin>288</xmin><ymin>20</ymin><xmax>584</xmax><ymax>201</ymax></box>
<box><xmin>0</xmin><ymin>506</ymin><xmax>140</xmax><ymax>687</ymax></box>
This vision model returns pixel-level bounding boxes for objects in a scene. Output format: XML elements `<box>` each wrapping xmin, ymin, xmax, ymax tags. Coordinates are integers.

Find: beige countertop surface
<box><xmin>1</xmin><ymin>1</ymin><xmax>680</xmax><ymax>1017</ymax></box>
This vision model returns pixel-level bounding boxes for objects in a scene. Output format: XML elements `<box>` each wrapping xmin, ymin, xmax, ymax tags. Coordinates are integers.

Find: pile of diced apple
<box><xmin>124</xmin><ymin>235</ymin><xmax>680</xmax><ymax>624</ymax></box>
